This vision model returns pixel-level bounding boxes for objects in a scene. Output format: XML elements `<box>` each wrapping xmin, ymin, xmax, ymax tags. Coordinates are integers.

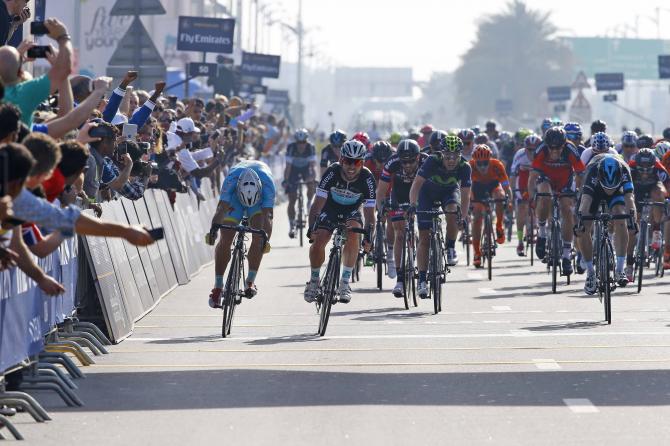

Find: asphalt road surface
<box><xmin>16</xmin><ymin>205</ymin><xmax>670</xmax><ymax>445</ymax></box>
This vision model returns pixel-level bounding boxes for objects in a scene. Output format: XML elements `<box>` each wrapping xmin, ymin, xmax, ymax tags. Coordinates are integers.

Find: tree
<box><xmin>454</xmin><ymin>0</ymin><xmax>573</xmax><ymax>126</ymax></box>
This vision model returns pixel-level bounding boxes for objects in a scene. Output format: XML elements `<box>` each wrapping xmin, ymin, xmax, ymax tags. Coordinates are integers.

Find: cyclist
<box><xmin>586</xmin><ymin>119</ymin><xmax>607</xmax><ymax>147</ymax></box>
<box><xmin>389</xmin><ymin>131</ymin><xmax>403</xmax><ymax>148</ymax></box>
<box><xmin>418</xmin><ymin>124</ymin><xmax>434</xmax><ymax>147</ymax></box>
<box><xmin>376</xmin><ymin>139</ymin><xmax>428</xmax><ymax>297</ymax></box>
<box><xmin>575</xmin><ymin>155</ymin><xmax>635</xmax><ymax>293</ymax></box>
<box><xmin>540</xmin><ymin>118</ymin><xmax>553</xmax><ymax>137</ymax></box>
<box><xmin>320</xmin><ymin>129</ymin><xmax>347</xmax><ymax>177</ymax></box>
<box><xmin>625</xmin><ymin>148</ymin><xmax>670</xmax><ymax>281</ymax></box>
<box><xmin>528</xmin><ymin>126</ymin><xmax>585</xmax><ymax>275</ymax></box>
<box><xmin>510</xmin><ymin>133</ymin><xmax>541</xmax><ymax>256</ymax></box>
<box><xmin>485</xmin><ymin>120</ymin><xmax>500</xmax><ymax>141</ymax></box>
<box><xmin>457</xmin><ymin>128</ymin><xmax>476</xmax><ymax>160</ymax></box>
<box><xmin>581</xmin><ymin>132</ymin><xmax>618</xmax><ymax>166</ymax></box>
<box><xmin>284</xmin><ymin>128</ymin><xmax>317</xmax><ymax>239</ymax></box>
<box><xmin>469</xmin><ymin>144</ymin><xmax>513</xmax><ymax>267</ymax></box>
<box><xmin>409</xmin><ymin>135</ymin><xmax>472</xmax><ymax>298</ymax></box>
<box><xmin>637</xmin><ymin>134</ymin><xmax>654</xmax><ymax>149</ymax></box>
<box><xmin>656</xmin><ymin>141</ymin><xmax>670</xmax><ymax>269</ymax></box>
<box><xmin>352</xmin><ymin>131</ymin><xmax>371</xmax><ymax>151</ymax></box>
<box><xmin>207</xmin><ymin>160</ymin><xmax>275</xmax><ymax>307</ymax></box>
<box><xmin>616</xmin><ymin>131</ymin><xmax>639</xmax><ymax>163</ymax></box>
<box><xmin>474</xmin><ymin>133</ymin><xmax>499</xmax><ymax>158</ymax></box>
<box><xmin>422</xmin><ymin>130</ymin><xmax>447</xmax><ymax>154</ymax></box>
<box><xmin>497</xmin><ymin>130</ymin><xmax>516</xmax><ymax>171</ymax></box>
<box><xmin>303</xmin><ymin>140</ymin><xmax>376</xmax><ymax>304</ymax></box>
<box><xmin>365</xmin><ymin>141</ymin><xmax>397</xmax><ymax>277</ymax></box>
<box><xmin>564</xmin><ymin>122</ymin><xmax>586</xmax><ymax>155</ymax></box>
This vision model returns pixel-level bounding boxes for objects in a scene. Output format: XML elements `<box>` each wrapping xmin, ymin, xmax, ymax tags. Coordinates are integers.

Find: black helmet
<box><xmin>397</xmin><ymin>139</ymin><xmax>421</xmax><ymax>160</ymax></box>
<box><xmin>329</xmin><ymin>129</ymin><xmax>347</xmax><ymax>146</ymax></box>
<box><xmin>634</xmin><ymin>148</ymin><xmax>656</xmax><ymax>168</ymax></box>
<box><xmin>371</xmin><ymin>141</ymin><xmax>394</xmax><ymax>162</ymax></box>
<box><xmin>663</xmin><ymin>127</ymin><xmax>670</xmax><ymax>140</ymax></box>
<box><xmin>636</xmin><ymin>134</ymin><xmax>654</xmax><ymax>149</ymax></box>
<box><xmin>429</xmin><ymin>130</ymin><xmax>448</xmax><ymax>146</ymax></box>
<box><xmin>485</xmin><ymin>119</ymin><xmax>498</xmax><ymax>130</ymax></box>
<box><xmin>474</xmin><ymin>133</ymin><xmax>489</xmax><ymax>145</ymax></box>
<box><xmin>591</xmin><ymin>119</ymin><xmax>607</xmax><ymax>134</ymax></box>
<box><xmin>457</xmin><ymin>128</ymin><xmax>475</xmax><ymax>143</ymax></box>
<box><xmin>544</xmin><ymin>127</ymin><xmax>567</xmax><ymax>149</ymax></box>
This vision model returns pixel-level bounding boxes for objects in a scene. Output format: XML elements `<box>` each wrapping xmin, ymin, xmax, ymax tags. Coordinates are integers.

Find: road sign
<box><xmin>569</xmin><ymin>90</ymin><xmax>592</xmax><ymax>124</ymax></box>
<box><xmin>554</xmin><ymin>104</ymin><xmax>567</xmax><ymax>113</ymax></box>
<box><xmin>547</xmin><ymin>86</ymin><xmax>572</xmax><ymax>102</ymax></box>
<box><xmin>241</xmin><ymin>52</ymin><xmax>281</xmax><ymax>79</ymax></box>
<box><xmin>177</xmin><ymin>16</ymin><xmax>235</xmax><ymax>54</ymax></box>
<box><xmin>659</xmin><ymin>55</ymin><xmax>670</xmax><ymax>79</ymax></box>
<box><xmin>595</xmin><ymin>72</ymin><xmax>624</xmax><ymax>91</ymax></box>
<box><xmin>240</xmin><ymin>84</ymin><xmax>268</xmax><ymax>95</ymax></box>
<box><xmin>495</xmin><ymin>99</ymin><xmax>513</xmax><ymax>114</ymax></box>
<box><xmin>188</xmin><ymin>63</ymin><xmax>217</xmax><ymax>77</ymax></box>
<box><xmin>265</xmin><ymin>89</ymin><xmax>290</xmax><ymax>105</ymax></box>
<box><xmin>110</xmin><ymin>0</ymin><xmax>166</xmax><ymax>16</ymax></box>
<box><xmin>603</xmin><ymin>93</ymin><xmax>618</xmax><ymax>102</ymax></box>
<box><xmin>571</xmin><ymin>71</ymin><xmax>591</xmax><ymax>89</ymax></box>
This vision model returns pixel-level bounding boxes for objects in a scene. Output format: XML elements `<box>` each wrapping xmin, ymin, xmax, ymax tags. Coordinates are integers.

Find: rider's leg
<box><xmin>306</xmin><ymin>180</ymin><xmax>316</xmax><ymax>206</ymax></box>
<box><xmin>516</xmin><ymin>198</ymin><xmax>528</xmax><ymax>243</ymax></box>
<box><xmin>392</xmin><ymin>219</ymin><xmax>405</xmax><ymax>275</ymax></box>
<box><xmin>493</xmin><ymin>188</ymin><xmax>505</xmax><ymax>232</ymax></box>
<box><xmin>472</xmin><ymin>204</ymin><xmax>484</xmax><ymax>256</ymax></box>
<box><xmin>342</xmin><ymin>220</ymin><xmax>363</xmax><ymax>285</ymax></box>
<box><xmin>246</xmin><ymin>209</ymin><xmax>273</xmax><ymax>287</ymax></box>
<box><xmin>560</xmin><ymin>196</ymin><xmax>575</xmax><ymax>259</ymax></box>
<box><xmin>417</xmin><ymin>229</ymin><xmax>430</xmax><ymax>284</ymax></box>
<box><xmin>444</xmin><ymin>202</ymin><xmax>459</xmax><ymax>250</ymax></box>
<box><xmin>287</xmin><ymin>190</ymin><xmax>297</xmax><ymax>225</ymax></box>
<box><xmin>611</xmin><ymin>203</ymin><xmax>629</xmax><ymax>273</ymax></box>
<box><xmin>535</xmin><ymin>181</ymin><xmax>551</xmax><ymax>237</ymax></box>
<box><xmin>309</xmin><ymin>228</ymin><xmax>332</xmax><ymax>282</ymax></box>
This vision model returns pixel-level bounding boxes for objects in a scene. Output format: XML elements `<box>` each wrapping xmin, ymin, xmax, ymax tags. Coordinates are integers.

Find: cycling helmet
<box><xmin>420</xmin><ymin>124</ymin><xmax>434</xmax><ymax>134</ymax></box>
<box><xmin>597</xmin><ymin>156</ymin><xmax>623</xmax><ymax>191</ymax></box>
<box><xmin>564</xmin><ymin>122</ymin><xmax>583</xmax><ymax>141</ymax></box>
<box><xmin>389</xmin><ymin>132</ymin><xmax>402</xmax><ymax>145</ymax></box>
<box><xmin>485</xmin><ymin>120</ymin><xmax>498</xmax><ymax>130</ymax></box>
<box><xmin>663</xmin><ymin>127</ymin><xmax>670</xmax><ymax>140</ymax></box>
<box><xmin>397</xmin><ymin>139</ymin><xmax>421</xmax><ymax>160</ymax></box>
<box><xmin>408</xmin><ymin>129</ymin><xmax>421</xmax><ymax>141</ymax></box>
<box><xmin>498</xmin><ymin>131</ymin><xmax>513</xmax><ymax>144</ymax></box>
<box><xmin>371</xmin><ymin>140</ymin><xmax>394</xmax><ymax>162</ymax></box>
<box><xmin>329</xmin><ymin>129</ymin><xmax>347</xmax><ymax>146</ymax></box>
<box><xmin>457</xmin><ymin>128</ymin><xmax>475</xmax><ymax>143</ymax></box>
<box><xmin>294</xmin><ymin>128</ymin><xmax>309</xmax><ymax>142</ymax></box>
<box><xmin>352</xmin><ymin>131</ymin><xmax>370</xmax><ymax>148</ymax></box>
<box><xmin>634</xmin><ymin>148</ymin><xmax>656</xmax><ymax>169</ymax></box>
<box><xmin>440</xmin><ymin>135</ymin><xmax>464</xmax><ymax>153</ymax></box>
<box><xmin>552</xmin><ymin>118</ymin><xmax>564</xmax><ymax>127</ymax></box>
<box><xmin>470</xmin><ymin>125</ymin><xmax>481</xmax><ymax>135</ymax></box>
<box><xmin>591</xmin><ymin>132</ymin><xmax>612</xmax><ymax>154</ymax></box>
<box><xmin>429</xmin><ymin>130</ymin><xmax>448</xmax><ymax>146</ymax></box>
<box><xmin>236</xmin><ymin>168</ymin><xmax>262</xmax><ymax>207</ymax></box>
<box><xmin>654</xmin><ymin>141</ymin><xmax>670</xmax><ymax>159</ymax></box>
<box><xmin>474</xmin><ymin>133</ymin><xmax>489</xmax><ymax>145</ymax></box>
<box><xmin>544</xmin><ymin>127</ymin><xmax>567</xmax><ymax>149</ymax></box>
<box><xmin>524</xmin><ymin>134</ymin><xmax>542</xmax><ymax>150</ymax></box>
<box><xmin>515</xmin><ymin>128</ymin><xmax>533</xmax><ymax>146</ymax></box>
<box><xmin>541</xmin><ymin>118</ymin><xmax>553</xmax><ymax>133</ymax></box>
<box><xmin>620</xmin><ymin>130</ymin><xmax>638</xmax><ymax>147</ymax></box>
<box><xmin>472</xmin><ymin>144</ymin><xmax>492</xmax><ymax>161</ymax></box>
<box><xmin>637</xmin><ymin>134</ymin><xmax>654</xmax><ymax>149</ymax></box>
<box><xmin>591</xmin><ymin>119</ymin><xmax>607</xmax><ymax>134</ymax></box>
<box><xmin>340</xmin><ymin>140</ymin><xmax>367</xmax><ymax>160</ymax></box>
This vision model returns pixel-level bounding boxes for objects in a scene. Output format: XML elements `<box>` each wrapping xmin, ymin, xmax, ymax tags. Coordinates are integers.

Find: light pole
<box><xmin>278</xmin><ymin>0</ymin><xmax>305</xmax><ymax>126</ymax></box>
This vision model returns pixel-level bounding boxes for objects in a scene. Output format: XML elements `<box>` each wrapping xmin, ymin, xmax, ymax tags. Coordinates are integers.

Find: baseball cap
<box><xmin>176</xmin><ymin>117</ymin><xmax>200</xmax><ymax>133</ymax></box>
<box><xmin>111</xmin><ymin>113</ymin><xmax>128</xmax><ymax>126</ymax></box>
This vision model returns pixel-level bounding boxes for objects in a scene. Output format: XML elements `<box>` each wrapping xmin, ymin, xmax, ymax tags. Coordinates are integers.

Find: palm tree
<box><xmin>454</xmin><ymin>0</ymin><xmax>573</xmax><ymax>125</ymax></box>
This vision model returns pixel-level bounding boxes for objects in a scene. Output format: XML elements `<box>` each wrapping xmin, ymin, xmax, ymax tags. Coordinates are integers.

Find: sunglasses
<box><xmin>443</xmin><ymin>153</ymin><xmax>460</xmax><ymax>160</ymax></box>
<box><xmin>400</xmin><ymin>158</ymin><xmax>417</xmax><ymax>165</ymax></box>
<box><xmin>341</xmin><ymin>157</ymin><xmax>363</xmax><ymax>167</ymax></box>
<box><xmin>548</xmin><ymin>146</ymin><xmax>563</xmax><ymax>151</ymax></box>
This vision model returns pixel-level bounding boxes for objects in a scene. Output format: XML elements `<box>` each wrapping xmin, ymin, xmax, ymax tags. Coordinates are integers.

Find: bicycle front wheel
<box><xmin>298</xmin><ymin>194</ymin><xmax>304</xmax><ymax>247</ymax></box>
<box><xmin>551</xmin><ymin>221</ymin><xmax>559</xmax><ymax>294</ymax></box>
<box><xmin>222</xmin><ymin>246</ymin><xmax>242</xmax><ymax>338</ymax></box>
<box><xmin>485</xmin><ymin>216</ymin><xmax>493</xmax><ymax>281</ymax></box>
<box><xmin>401</xmin><ymin>238</ymin><xmax>410</xmax><ymax>310</ymax></box>
<box><xmin>318</xmin><ymin>250</ymin><xmax>341</xmax><ymax>336</ymax></box>
<box><xmin>600</xmin><ymin>238</ymin><xmax>613</xmax><ymax>324</ymax></box>
<box><xmin>430</xmin><ymin>233</ymin><xmax>442</xmax><ymax>314</ymax></box>
<box><xmin>637</xmin><ymin>220</ymin><xmax>647</xmax><ymax>293</ymax></box>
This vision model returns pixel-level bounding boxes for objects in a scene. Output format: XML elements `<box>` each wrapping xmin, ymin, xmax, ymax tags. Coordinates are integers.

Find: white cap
<box><xmin>111</xmin><ymin>113</ymin><xmax>128</xmax><ymax>126</ymax></box>
<box><xmin>176</xmin><ymin>117</ymin><xmax>200</xmax><ymax>133</ymax></box>
<box><xmin>168</xmin><ymin>121</ymin><xmax>177</xmax><ymax>133</ymax></box>
<box><xmin>166</xmin><ymin>132</ymin><xmax>182</xmax><ymax>151</ymax></box>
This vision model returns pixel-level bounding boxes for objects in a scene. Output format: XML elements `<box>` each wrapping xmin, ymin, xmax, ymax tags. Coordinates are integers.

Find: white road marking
<box><xmin>492</xmin><ymin>306</ymin><xmax>511</xmax><ymax>311</ymax></box>
<box><xmin>563</xmin><ymin>398</ymin><xmax>599</xmax><ymax>413</ymax></box>
<box><xmin>467</xmin><ymin>273</ymin><xmax>483</xmax><ymax>280</ymax></box>
<box><xmin>532</xmin><ymin>359</ymin><xmax>562</xmax><ymax>370</ymax></box>
<box><xmin>478</xmin><ymin>288</ymin><xmax>497</xmax><ymax>295</ymax></box>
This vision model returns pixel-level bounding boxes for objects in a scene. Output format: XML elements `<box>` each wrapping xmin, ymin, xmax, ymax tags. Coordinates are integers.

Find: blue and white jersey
<box><xmin>316</xmin><ymin>163</ymin><xmax>376</xmax><ymax>211</ymax></box>
<box><xmin>286</xmin><ymin>142</ymin><xmax>317</xmax><ymax>169</ymax></box>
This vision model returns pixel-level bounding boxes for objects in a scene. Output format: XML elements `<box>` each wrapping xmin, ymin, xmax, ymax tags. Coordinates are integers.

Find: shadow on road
<box><xmin>522</xmin><ymin>320</ymin><xmax>606</xmax><ymax>331</ymax></box>
<box><xmin>147</xmin><ymin>335</ymin><xmax>222</xmax><ymax>345</ymax></box>
<box><xmin>244</xmin><ymin>333</ymin><xmax>323</xmax><ymax>346</ymax></box>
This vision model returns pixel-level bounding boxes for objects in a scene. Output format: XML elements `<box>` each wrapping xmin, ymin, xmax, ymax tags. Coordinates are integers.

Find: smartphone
<box><xmin>30</xmin><ymin>21</ymin><xmax>49</xmax><ymax>35</ymax></box>
<box><xmin>27</xmin><ymin>46</ymin><xmax>51</xmax><ymax>59</ymax></box>
<box><xmin>122</xmin><ymin>123</ymin><xmax>138</xmax><ymax>141</ymax></box>
<box><xmin>147</xmin><ymin>228</ymin><xmax>164</xmax><ymax>241</ymax></box>
<box><xmin>167</xmin><ymin>95</ymin><xmax>178</xmax><ymax>108</ymax></box>
<box><xmin>116</xmin><ymin>142</ymin><xmax>128</xmax><ymax>155</ymax></box>
<box><xmin>2</xmin><ymin>216</ymin><xmax>25</xmax><ymax>227</ymax></box>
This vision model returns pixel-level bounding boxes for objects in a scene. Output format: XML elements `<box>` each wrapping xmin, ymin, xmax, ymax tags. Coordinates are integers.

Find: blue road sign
<box><xmin>595</xmin><ymin>73</ymin><xmax>624</xmax><ymax>91</ymax></box>
<box><xmin>241</xmin><ymin>52</ymin><xmax>281</xmax><ymax>79</ymax></box>
<box><xmin>177</xmin><ymin>16</ymin><xmax>235</xmax><ymax>54</ymax></box>
<box><xmin>547</xmin><ymin>86</ymin><xmax>572</xmax><ymax>102</ymax></box>
<box><xmin>659</xmin><ymin>55</ymin><xmax>670</xmax><ymax>79</ymax></box>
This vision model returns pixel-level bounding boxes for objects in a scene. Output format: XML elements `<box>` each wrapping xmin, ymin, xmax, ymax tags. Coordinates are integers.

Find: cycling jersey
<box><xmin>364</xmin><ymin>153</ymin><xmax>385</xmax><ymax>181</ymax></box>
<box><xmin>532</xmin><ymin>142</ymin><xmax>585</xmax><ymax>192</ymax></box>
<box><xmin>220</xmin><ymin>160</ymin><xmax>276</xmax><ymax>222</ymax></box>
<box><xmin>320</xmin><ymin>143</ymin><xmax>339</xmax><ymax>169</ymax></box>
<box><xmin>381</xmin><ymin>152</ymin><xmax>428</xmax><ymax>207</ymax></box>
<box><xmin>469</xmin><ymin>158</ymin><xmax>509</xmax><ymax>201</ymax></box>
<box><xmin>511</xmin><ymin>148</ymin><xmax>532</xmax><ymax>195</ymax></box>
<box><xmin>662</xmin><ymin>151</ymin><xmax>670</xmax><ymax>173</ymax></box>
<box><xmin>629</xmin><ymin>158</ymin><xmax>669</xmax><ymax>188</ymax></box>
<box><xmin>582</xmin><ymin>155</ymin><xmax>633</xmax><ymax>214</ymax></box>
<box><xmin>580</xmin><ymin>147</ymin><xmax>619</xmax><ymax>167</ymax></box>
<box><xmin>316</xmin><ymin>163</ymin><xmax>376</xmax><ymax>215</ymax></box>
<box><xmin>286</xmin><ymin>142</ymin><xmax>317</xmax><ymax>169</ymax></box>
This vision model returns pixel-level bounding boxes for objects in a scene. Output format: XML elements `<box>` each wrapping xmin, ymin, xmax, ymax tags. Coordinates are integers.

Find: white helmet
<box><xmin>655</xmin><ymin>141</ymin><xmax>670</xmax><ymax>159</ymax></box>
<box><xmin>236</xmin><ymin>168</ymin><xmax>262</xmax><ymax>207</ymax></box>
<box><xmin>340</xmin><ymin>140</ymin><xmax>367</xmax><ymax>160</ymax></box>
<box><xmin>294</xmin><ymin>128</ymin><xmax>309</xmax><ymax>142</ymax></box>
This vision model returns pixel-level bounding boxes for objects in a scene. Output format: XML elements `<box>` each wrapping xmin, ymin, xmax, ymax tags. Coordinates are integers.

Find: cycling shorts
<box><xmin>417</xmin><ymin>182</ymin><xmax>460</xmax><ymax>230</ymax></box>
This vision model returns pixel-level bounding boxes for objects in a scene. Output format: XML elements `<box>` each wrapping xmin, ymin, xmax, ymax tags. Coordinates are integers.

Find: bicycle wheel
<box><xmin>600</xmin><ymin>238</ymin><xmax>613</xmax><ymax>324</ymax></box>
<box><xmin>551</xmin><ymin>221</ymin><xmax>559</xmax><ymax>294</ymax></box>
<box><xmin>657</xmin><ymin>228</ymin><xmax>665</xmax><ymax>278</ymax></box>
<box><xmin>401</xmin><ymin>238</ymin><xmax>410</xmax><ymax>310</ymax></box>
<box><xmin>318</xmin><ymin>250</ymin><xmax>340</xmax><ymax>336</ymax></box>
<box><xmin>222</xmin><ymin>245</ymin><xmax>242</xmax><ymax>338</ymax></box>
<box><xmin>528</xmin><ymin>211</ymin><xmax>535</xmax><ymax>266</ymax></box>
<box><xmin>298</xmin><ymin>192</ymin><xmax>304</xmax><ymax>247</ymax></box>
<box><xmin>376</xmin><ymin>222</ymin><xmax>385</xmax><ymax>290</ymax></box>
<box><xmin>485</xmin><ymin>215</ymin><xmax>493</xmax><ymax>281</ymax></box>
<box><xmin>430</xmin><ymin>233</ymin><xmax>442</xmax><ymax>314</ymax></box>
<box><xmin>637</xmin><ymin>220</ymin><xmax>647</xmax><ymax>293</ymax></box>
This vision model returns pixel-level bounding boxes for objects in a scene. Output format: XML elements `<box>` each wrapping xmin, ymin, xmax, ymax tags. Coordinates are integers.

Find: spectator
<box><xmin>0</xmin><ymin>0</ymin><xmax>30</xmax><ymax>46</ymax></box>
<box><xmin>0</xmin><ymin>102</ymin><xmax>21</xmax><ymax>143</ymax></box>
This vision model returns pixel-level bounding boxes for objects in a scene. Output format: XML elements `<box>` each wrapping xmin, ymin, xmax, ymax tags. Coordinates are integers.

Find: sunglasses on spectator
<box><xmin>341</xmin><ymin>157</ymin><xmax>363</xmax><ymax>167</ymax></box>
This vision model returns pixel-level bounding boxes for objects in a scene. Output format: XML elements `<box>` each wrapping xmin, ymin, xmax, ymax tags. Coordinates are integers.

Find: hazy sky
<box><xmin>262</xmin><ymin>0</ymin><xmax>670</xmax><ymax>79</ymax></box>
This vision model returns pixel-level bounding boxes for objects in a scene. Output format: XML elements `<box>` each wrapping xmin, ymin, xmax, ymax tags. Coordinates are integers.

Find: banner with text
<box><xmin>241</xmin><ymin>52</ymin><xmax>281</xmax><ymax>79</ymax></box>
<box><xmin>177</xmin><ymin>16</ymin><xmax>235</xmax><ymax>54</ymax></box>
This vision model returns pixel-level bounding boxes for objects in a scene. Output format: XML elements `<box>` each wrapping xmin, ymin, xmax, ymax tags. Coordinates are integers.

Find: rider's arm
<box><xmin>211</xmin><ymin>200</ymin><xmax>231</xmax><ymax>226</ymax></box>
<box><xmin>376</xmin><ymin>180</ymin><xmax>390</xmax><ymax>211</ymax></box>
<box><xmin>624</xmin><ymin>192</ymin><xmax>636</xmax><ymax>219</ymax></box>
<box><xmin>527</xmin><ymin>170</ymin><xmax>539</xmax><ymax>201</ymax></box>
<box><xmin>578</xmin><ymin>193</ymin><xmax>593</xmax><ymax>215</ymax></box>
<box><xmin>363</xmin><ymin>206</ymin><xmax>376</xmax><ymax>241</ymax></box>
<box><xmin>284</xmin><ymin>146</ymin><xmax>293</xmax><ymax>181</ymax></box>
<box><xmin>308</xmin><ymin>195</ymin><xmax>326</xmax><ymax>230</ymax></box>
<box><xmin>410</xmin><ymin>176</ymin><xmax>426</xmax><ymax>206</ymax></box>
<box><xmin>461</xmin><ymin>187</ymin><xmax>471</xmax><ymax>217</ymax></box>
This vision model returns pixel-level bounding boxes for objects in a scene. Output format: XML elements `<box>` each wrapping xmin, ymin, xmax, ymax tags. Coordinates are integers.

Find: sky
<box><xmin>255</xmin><ymin>0</ymin><xmax>670</xmax><ymax>80</ymax></box>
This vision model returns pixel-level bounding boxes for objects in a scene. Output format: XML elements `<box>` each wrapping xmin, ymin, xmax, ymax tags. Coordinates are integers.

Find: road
<box><xmin>15</xmin><ymin>204</ymin><xmax>670</xmax><ymax>445</ymax></box>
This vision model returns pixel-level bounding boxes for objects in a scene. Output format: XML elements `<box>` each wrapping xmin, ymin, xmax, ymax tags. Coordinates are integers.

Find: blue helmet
<box><xmin>621</xmin><ymin>131</ymin><xmax>638</xmax><ymax>147</ymax></box>
<box><xmin>329</xmin><ymin>129</ymin><xmax>347</xmax><ymax>146</ymax></box>
<box><xmin>541</xmin><ymin>118</ymin><xmax>553</xmax><ymax>133</ymax></box>
<box><xmin>564</xmin><ymin>122</ymin><xmax>582</xmax><ymax>141</ymax></box>
<box><xmin>591</xmin><ymin>132</ymin><xmax>611</xmax><ymax>153</ymax></box>
<box><xmin>597</xmin><ymin>155</ymin><xmax>624</xmax><ymax>190</ymax></box>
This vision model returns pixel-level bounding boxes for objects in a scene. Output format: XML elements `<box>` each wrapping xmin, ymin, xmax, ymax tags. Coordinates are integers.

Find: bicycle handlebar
<box><xmin>210</xmin><ymin>223</ymin><xmax>269</xmax><ymax>241</ymax></box>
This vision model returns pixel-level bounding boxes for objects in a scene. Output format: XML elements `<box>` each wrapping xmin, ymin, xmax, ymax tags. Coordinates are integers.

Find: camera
<box><xmin>117</xmin><ymin>142</ymin><xmax>128</xmax><ymax>155</ymax></box>
<box><xmin>30</xmin><ymin>21</ymin><xmax>49</xmax><ymax>35</ymax></box>
<box><xmin>27</xmin><ymin>46</ymin><xmax>51</xmax><ymax>59</ymax></box>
